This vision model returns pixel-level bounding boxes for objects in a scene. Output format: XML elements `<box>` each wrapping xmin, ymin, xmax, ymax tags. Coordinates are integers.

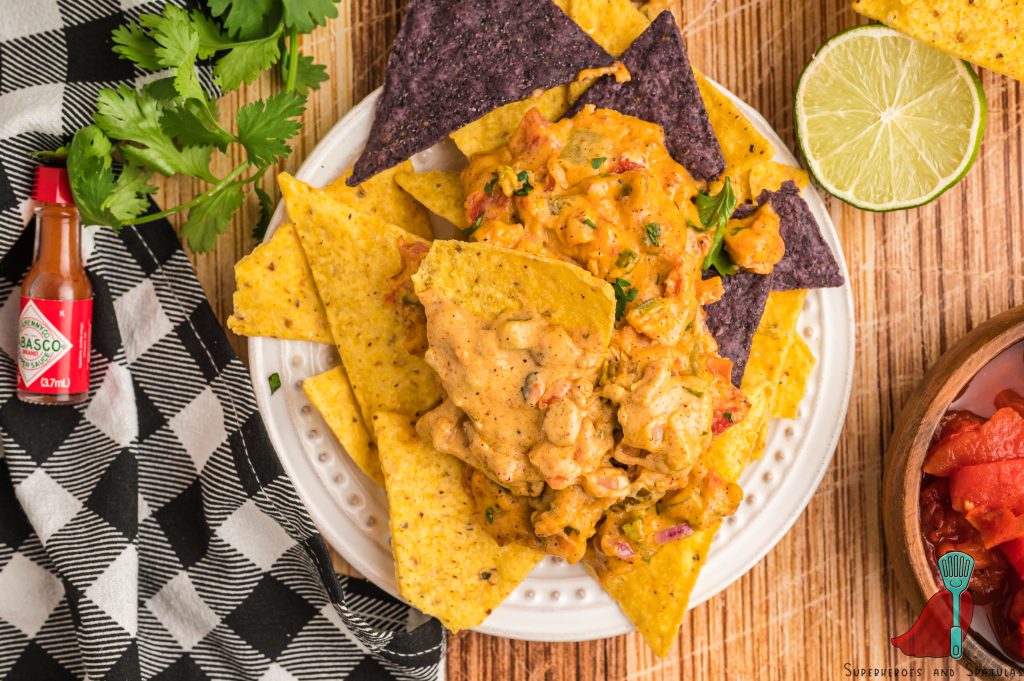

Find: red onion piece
<box><xmin>613</xmin><ymin>541</ymin><xmax>635</xmax><ymax>559</ymax></box>
<box><xmin>654</xmin><ymin>523</ymin><xmax>694</xmax><ymax>545</ymax></box>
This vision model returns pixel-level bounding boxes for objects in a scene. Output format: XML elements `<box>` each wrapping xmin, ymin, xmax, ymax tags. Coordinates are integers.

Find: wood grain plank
<box><xmin>159</xmin><ymin>0</ymin><xmax>1024</xmax><ymax>677</ymax></box>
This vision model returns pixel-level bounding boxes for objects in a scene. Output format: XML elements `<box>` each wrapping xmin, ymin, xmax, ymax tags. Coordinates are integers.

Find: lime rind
<box><xmin>794</xmin><ymin>25</ymin><xmax>987</xmax><ymax>212</ymax></box>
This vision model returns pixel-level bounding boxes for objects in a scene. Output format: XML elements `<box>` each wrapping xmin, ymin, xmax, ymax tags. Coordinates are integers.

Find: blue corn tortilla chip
<box><xmin>765</xmin><ymin>181</ymin><xmax>845</xmax><ymax>291</ymax></box>
<box><xmin>704</xmin><ymin>181</ymin><xmax>843</xmax><ymax>384</ymax></box>
<box><xmin>349</xmin><ymin>0</ymin><xmax>615</xmax><ymax>185</ymax></box>
<box><xmin>703</xmin><ymin>271</ymin><xmax>772</xmax><ymax>385</ymax></box>
<box><xmin>565</xmin><ymin>11</ymin><xmax>724</xmax><ymax>181</ymax></box>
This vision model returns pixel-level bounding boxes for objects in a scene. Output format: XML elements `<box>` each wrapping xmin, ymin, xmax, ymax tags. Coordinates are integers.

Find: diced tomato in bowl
<box><xmin>923</xmin><ymin>407</ymin><xmax>1024</xmax><ymax>476</ymax></box>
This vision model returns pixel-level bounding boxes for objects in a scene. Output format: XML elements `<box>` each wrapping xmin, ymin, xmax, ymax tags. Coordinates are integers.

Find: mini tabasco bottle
<box><xmin>17</xmin><ymin>166</ymin><xmax>92</xmax><ymax>405</ymax></box>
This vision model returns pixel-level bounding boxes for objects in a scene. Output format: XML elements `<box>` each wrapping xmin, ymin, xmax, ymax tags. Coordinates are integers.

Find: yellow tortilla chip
<box><xmin>303</xmin><ymin>367</ymin><xmax>381</xmax><ymax>486</ymax></box>
<box><xmin>412</xmin><ymin>240</ymin><xmax>616</xmax><ymax>345</ymax></box>
<box><xmin>395</xmin><ymin>170</ymin><xmax>466</xmax><ymax>228</ymax></box>
<box><xmin>554</xmin><ymin>0</ymin><xmax>650</xmax><ymax>56</ymax></box>
<box><xmin>696</xmin><ymin>74</ymin><xmax>775</xmax><ymax>204</ymax></box>
<box><xmin>597</xmin><ymin>526</ymin><xmax>716</xmax><ymax>657</ymax></box>
<box><xmin>853</xmin><ymin>0</ymin><xmax>1023</xmax><ymax>82</ymax></box>
<box><xmin>227</xmin><ymin>223</ymin><xmax>333</xmax><ymax>344</ymax></box>
<box><xmin>748</xmin><ymin>160</ymin><xmax>810</xmax><ymax>198</ymax></box>
<box><xmin>451</xmin><ymin>86</ymin><xmax>573</xmax><ymax>157</ymax></box>
<box><xmin>601</xmin><ymin>289</ymin><xmax>808</xmax><ymax>653</ymax></box>
<box><xmin>321</xmin><ymin>161</ymin><xmax>433</xmax><ymax>239</ymax></box>
<box><xmin>279</xmin><ymin>173</ymin><xmax>442</xmax><ymax>425</ymax></box>
<box><xmin>773</xmin><ymin>334</ymin><xmax>814</xmax><ymax>420</ymax></box>
<box><xmin>374</xmin><ymin>412</ymin><xmax>541</xmax><ymax>631</ymax></box>
<box><xmin>741</xmin><ymin>291</ymin><xmax>806</xmax><ymax>398</ymax></box>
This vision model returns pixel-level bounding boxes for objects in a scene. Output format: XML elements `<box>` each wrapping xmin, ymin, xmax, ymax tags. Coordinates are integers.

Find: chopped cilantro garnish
<box><xmin>268</xmin><ymin>372</ymin><xmax>282</xmax><ymax>394</ymax></box>
<box><xmin>645</xmin><ymin>222</ymin><xmax>661</xmax><ymax>246</ymax></box>
<box><xmin>591</xmin><ymin>156</ymin><xmax>607</xmax><ymax>169</ymax></box>
<box><xmin>513</xmin><ymin>170</ymin><xmax>533</xmax><ymax>196</ymax></box>
<box><xmin>483</xmin><ymin>175</ymin><xmax>497</xmax><ymax>196</ymax></box>
<box><xmin>583</xmin><ymin>217</ymin><xmax>597</xmax><ymax>229</ymax></box>
<box><xmin>723</xmin><ymin>412</ymin><xmax>734</xmax><ymax>423</ymax></box>
<box><xmin>696</xmin><ymin>178</ymin><xmax>738</xmax><ymax>276</ymax></box>
<box><xmin>485</xmin><ymin>506</ymin><xmax>497</xmax><ymax>523</ymax></box>
<box><xmin>461</xmin><ymin>214</ymin><xmax>484</xmax><ymax>238</ymax></box>
<box><xmin>612</xmin><ymin>278</ymin><xmax>638</xmax><ymax>320</ymax></box>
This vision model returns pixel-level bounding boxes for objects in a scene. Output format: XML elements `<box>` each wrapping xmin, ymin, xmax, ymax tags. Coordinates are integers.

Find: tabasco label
<box><xmin>17</xmin><ymin>298</ymin><xmax>92</xmax><ymax>394</ymax></box>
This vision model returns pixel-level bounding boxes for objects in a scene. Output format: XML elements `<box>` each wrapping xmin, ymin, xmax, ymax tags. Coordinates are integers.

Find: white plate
<box><xmin>249</xmin><ymin>82</ymin><xmax>855</xmax><ymax>641</ymax></box>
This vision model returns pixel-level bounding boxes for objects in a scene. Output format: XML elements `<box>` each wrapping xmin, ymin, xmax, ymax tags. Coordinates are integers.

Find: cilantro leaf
<box><xmin>236</xmin><ymin>91</ymin><xmax>305</xmax><ymax>166</ymax></box>
<box><xmin>141</xmin><ymin>78</ymin><xmax>180</xmax><ymax>101</ymax></box>
<box><xmin>67</xmin><ymin>126</ymin><xmax>155</xmax><ymax>228</ymax></box>
<box><xmin>161</xmin><ymin>100</ymin><xmax>233</xmax><ymax>150</ymax></box>
<box><xmin>106</xmin><ymin>162</ymin><xmax>158</xmax><ymax>224</ymax></box>
<box><xmin>208</xmin><ymin>0</ymin><xmax>280</xmax><ymax>39</ymax></box>
<box><xmin>215</xmin><ymin>38</ymin><xmax>282</xmax><ymax>92</ymax></box>
<box><xmin>268</xmin><ymin>372</ymin><xmax>282</xmax><ymax>394</ymax></box>
<box><xmin>696</xmin><ymin>178</ymin><xmax>738</xmax><ymax>276</ymax></box>
<box><xmin>180</xmin><ymin>184</ymin><xmax>246</xmax><ymax>252</ymax></box>
<box><xmin>141</xmin><ymin>7</ymin><xmax>204</xmax><ymax>101</ymax></box>
<box><xmin>282</xmin><ymin>0</ymin><xmax>339</xmax><ymax>32</ymax></box>
<box><xmin>645</xmin><ymin>222</ymin><xmax>661</xmax><ymax>246</ymax></box>
<box><xmin>591</xmin><ymin>156</ymin><xmax>606</xmax><ymax>169</ymax></box>
<box><xmin>513</xmin><ymin>170</ymin><xmax>533</xmax><ymax>197</ymax></box>
<box><xmin>253</xmin><ymin>185</ymin><xmax>275</xmax><ymax>241</ymax></box>
<box><xmin>66</xmin><ymin>126</ymin><xmax>118</xmax><ymax>227</ymax></box>
<box><xmin>112</xmin><ymin>23</ymin><xmax>162</xmax><ymax>70</ymax></box>
<box><xmin>583</xmin><ymin>218</ymin><xmax>597</xmax><ymax>229</ymax></box>
<box><xmin>281</xmin><ymin>51</ymin><xmax>329</xmax><ymax>93</ymax></box>
<box><xmin>94</xmin><ymin>85</ymin><xmax>215</xmax><ymax>181</ymax></box>
<box><xmin>190</xmin><ymin>10</ymin><xmax>230</xmax><ymax>58</ymax></box>
<box><xmin>612</xmin><ymin>278</ymin><xmax>639</xmax><ymax>320</ymax></box>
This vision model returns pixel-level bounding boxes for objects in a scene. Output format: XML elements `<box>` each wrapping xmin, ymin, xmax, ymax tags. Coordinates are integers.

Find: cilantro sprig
<box><xmin>612</xmin><ymin>278</ymin><xmax>638</xmax><ymax>320</ymax></box>
<box><xmin>62</xmin><ymin>0</ymin><xmax>339</xmax><ymax>252</ymax></box>
<box><xmin>696</xmin><ymin>178</ymin><xmax>738</xmax><ymax>276</ymax></box>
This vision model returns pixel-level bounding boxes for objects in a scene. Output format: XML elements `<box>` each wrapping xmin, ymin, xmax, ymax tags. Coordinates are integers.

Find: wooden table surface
<box><xmin>155</xmin><ymin>1</ymin><xmax>1024</xmax><ymax>678</ymax></box>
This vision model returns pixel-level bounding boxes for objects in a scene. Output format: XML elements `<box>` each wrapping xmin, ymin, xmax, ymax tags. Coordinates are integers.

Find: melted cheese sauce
<box><xmin>421</xmin><ymin>106</ymin><xmax>764</xmax><ymax>568</ymax></box>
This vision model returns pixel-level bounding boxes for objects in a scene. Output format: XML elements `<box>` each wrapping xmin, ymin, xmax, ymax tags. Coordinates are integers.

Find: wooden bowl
<box><xmin>884</xmin><ymin>304</ymin><xmax>1024</xmax><ymax>672</ymax></box>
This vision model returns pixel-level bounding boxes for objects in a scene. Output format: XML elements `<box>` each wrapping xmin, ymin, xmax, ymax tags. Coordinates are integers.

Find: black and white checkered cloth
<box><xmin>0</xmin><ymin>2</ymin><xmax>445</xmax><ymax>679</ymax></box>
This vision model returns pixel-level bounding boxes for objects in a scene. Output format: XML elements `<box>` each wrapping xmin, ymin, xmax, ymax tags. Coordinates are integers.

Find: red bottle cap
<box><xmin>32</xmin><ymin>166</ymin><xmax>74</xmax><ymax>206</ymax></box>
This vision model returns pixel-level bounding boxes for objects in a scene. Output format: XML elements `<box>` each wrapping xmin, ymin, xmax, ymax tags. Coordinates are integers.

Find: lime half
<box><xmin>795</xmin><ymin>26</ymin><xmax>986</xmax><ymax>212</ymax></box>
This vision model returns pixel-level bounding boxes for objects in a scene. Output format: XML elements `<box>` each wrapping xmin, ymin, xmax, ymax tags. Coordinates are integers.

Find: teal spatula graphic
<box><xmin>937</xmin><ymin>551</ymin><xmax>975</xmax><ymax>659</ymax></box>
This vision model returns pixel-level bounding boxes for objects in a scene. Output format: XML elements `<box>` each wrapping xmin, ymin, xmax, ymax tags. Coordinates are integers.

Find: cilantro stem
<box><xmin>202</xmin><ymin>26</ymin><xmax>285</xmax><ymax>52</ymax></box>
<box><xmin>131</xmin><ymin>163</ymin><xmax>249</xmax><ymax>225</ymax></box>
<box><xmin>197</xmin><ymin>101</ymin><xmax>235</xmax><ymax>145</ymax></box>
<box><xmin>285</xmin><ymin>29</ymin><xmax>300</xmax><ymax>92</ymax></box>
